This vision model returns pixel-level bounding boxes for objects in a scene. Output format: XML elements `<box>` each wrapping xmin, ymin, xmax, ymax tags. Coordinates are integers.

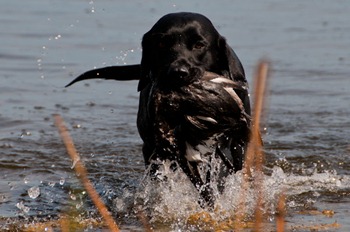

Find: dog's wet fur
<box><xmin>66</xmin><ymin>12</ymin><xmax>251</xmax><ymax>208</ymax></box>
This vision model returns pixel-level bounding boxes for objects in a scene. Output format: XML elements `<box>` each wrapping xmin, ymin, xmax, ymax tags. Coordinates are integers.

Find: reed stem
<box><xmin>54</xmin><ymin>114</ymin><xmax>120</xmax><ymax>232</ymax></box>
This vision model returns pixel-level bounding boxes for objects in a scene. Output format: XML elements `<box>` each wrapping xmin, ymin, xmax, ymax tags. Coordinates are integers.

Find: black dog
<box><xmin>66</xmin><ymin>12</ymin><xmax>251</xmax><ymax>207</ymax></box>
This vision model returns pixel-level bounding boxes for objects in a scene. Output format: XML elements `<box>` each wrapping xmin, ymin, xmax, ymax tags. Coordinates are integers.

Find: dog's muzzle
<box><xmin>159</xmin><ymin>60</ymin><xmax>203</xmax><ymax>87</ymax></box>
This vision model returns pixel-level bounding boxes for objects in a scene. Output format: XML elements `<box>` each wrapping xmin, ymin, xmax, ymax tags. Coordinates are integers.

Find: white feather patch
<box><xmin>185</xmin><ymin>142</ymin><xmax>203</xmax><ymax>162</ymax></box>
<box><xmin>209</xmin><ymin>77</ymin><xmax>234</xmax><ymax>84</ymax></box>
<box><xmin>196</xmin><ymin>116</ymin><xmax>218</xmax><ymax>124</ymax></box>
<box><xmin>223</xmin><ymin>87</ymin><xmax>244</xmax><ymax>110</ymax></box>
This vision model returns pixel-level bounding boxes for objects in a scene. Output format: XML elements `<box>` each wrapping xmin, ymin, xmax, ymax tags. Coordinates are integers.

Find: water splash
<box><xmin>114</xmin><ymin>158</ymin><xmax>350</xmax><ymax>230</ymax></box>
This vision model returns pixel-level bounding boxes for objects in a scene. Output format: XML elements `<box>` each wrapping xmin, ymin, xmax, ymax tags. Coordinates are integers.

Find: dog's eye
<box><xmin>157</xmin><ymin>37</ymin><xmax>170</xmax><ymax>49</ymax></box>
<box><xmin>193</xmin><ymin>41</ymin><xmax>206</xmax><ymax>50</ymax></box>
<box><xmin>158</xmin><ymin>41</ymin><xmax>166</xmax><ymax>49</ymax></box>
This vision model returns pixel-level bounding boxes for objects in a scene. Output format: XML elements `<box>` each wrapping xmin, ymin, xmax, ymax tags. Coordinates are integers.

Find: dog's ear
<box><xmin>218</xmin><ymin>37</ymin><xmax>246</xmax><ymax>83</ymax></box>
<box><xmin>137</xmin><ymin>32</ymin><xmax>152</xmax><ymax>91</ymax></box>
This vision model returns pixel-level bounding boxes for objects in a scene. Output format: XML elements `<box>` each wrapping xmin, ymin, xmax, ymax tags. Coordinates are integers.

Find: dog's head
<box><xmin>138</xmin><ymin>12</ymin><xmax>246</xmax><ymax>91</ymax></box>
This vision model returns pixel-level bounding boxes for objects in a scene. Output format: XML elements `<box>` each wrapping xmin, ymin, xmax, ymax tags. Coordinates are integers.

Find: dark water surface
<box><xmin>1</xmin><ymin>0</ymin><xmax>350</xmax><ymax>231</ymax></box>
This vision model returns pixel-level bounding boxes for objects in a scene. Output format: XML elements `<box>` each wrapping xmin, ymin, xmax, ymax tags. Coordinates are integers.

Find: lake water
<box><xmin>1</xmin><ymin>0</ymin><xmax>350</xmax><ymax>231</ymax></box>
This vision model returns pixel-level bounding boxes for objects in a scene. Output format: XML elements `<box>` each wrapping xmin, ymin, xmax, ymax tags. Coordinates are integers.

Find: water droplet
<box><xmin>28</xmin><ymin>186</ymin><xmax>40</xmax><ymax>199</ymax></box>
<box><xmin>71</xmin><ymin>157</ymin><xmax>80</xmax><ymax>169</ymax></box>
<box><xmin>0</xmin><ymin>143</ymin><xmax>12</xmax><ymax>148</ymax></box>
<box><xmin>20</xmin><ymin>131</ymin><xmax>32</xmax><ymax>137</ymax></box>
<box><xmin>313</xmin><ymin>191</ymin><xmax>321</xmax><ymax>197</ymax></box>
<box><xmin>288</xmin><ymin>200</ymin><xmax>296</xmax><ymax>207</ymax></box>
<box><xmin>76</xmin><ymin>201</ymin><xmax>83</xmax><ymax>209</ymax></box>
<box><xmin>70</xmin><ymin>194</ymin><xmax>77</xmax><ymax>200</ymax></box>
<box><xmin>48</xmin><ymin>182</ymin><xmax>55</xmax><ymax>187</ymax></box>
<box><xmin>16</xmin><ymin>201</ymin><xmax>30</xmax><ymax>213</ymax></box>
<box><xmin>73</xmin><ymin>124</ymin><xmax>81</xmax><ymax>129</ymax></box>
<box><xmin>86</xmin><ymin>101</ymin><xmax>96</xmax><ymax>107</ymax></box>
<box><xmin>0</xmin><ymin>194</ymin><xmax>8</xmax><ymax>203</ymax></box>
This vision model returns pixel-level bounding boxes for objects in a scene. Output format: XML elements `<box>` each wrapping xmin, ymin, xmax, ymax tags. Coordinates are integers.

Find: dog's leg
<box><xmin>216</xmin><ymin>146</ymin><xmax>235</xmax><ymax>174</ymax></box>
<box><xmin>176</xmin><ymin>156</ymin><xmax>214</xmax><ymax>208</ymax></box>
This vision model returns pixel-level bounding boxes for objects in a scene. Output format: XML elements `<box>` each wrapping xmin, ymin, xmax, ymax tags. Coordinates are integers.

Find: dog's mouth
<box><xmin>155</xmin><ymin>66</ymin><xmax>203</xmax><ymax>88</ymax></box>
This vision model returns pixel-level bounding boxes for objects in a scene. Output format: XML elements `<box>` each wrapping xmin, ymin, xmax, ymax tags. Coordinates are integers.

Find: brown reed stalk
<box><xmin>245</xmin><ymin>60</ymin><xmax>268</xmax><ymax>176</ymax></box>
<box><xmin>234</xmin><ymin>60</ymin><xmax>269</xmax><ymax>231</ymax></box>
<box><xmin>59</xmin><ymin>216</ymin><xmax>70</xmax><ymax>232</ymax></box>
<box><xmin>54</xmin><ymin>114</ymin><xmax>120</xmax><ymax>232</ymax></box>
<box><xmin>251</xmin><ymin>61</ymin><xmax>269</xmax><ymax>232</ymax></box>
<box><xmin>137</xmin><ymin>210</ymin><xmax>153</xmax><ymax>232</ymax></box>
<box><xmin>276</xmin><ymin>192</ymin><xmax>286</xmax><ymax>232</ymax></box>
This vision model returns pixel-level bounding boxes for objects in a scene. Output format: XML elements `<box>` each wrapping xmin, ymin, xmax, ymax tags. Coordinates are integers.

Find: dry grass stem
<box><xmin>234</xmin><ymin>60</ymin><xmax>270</xmax><ymax>231</ymax></box>
<box><xmin>59</xmin><ymin>215</ymin><xmax>70</xmax><ymax>232</ymax></box>
<box><xmin>251</xmin><ymin>61</ymin><xmax>269</xmax><ymax>231</ymax></box>
<box><xmin>276</xmin><ymin>192</ymin><xmax>286</xmax><ymax>232</ymax></box>
<box><xmin>137</xmin><ymin>210</ymin><xmax>153</xmax><ymax>232</ymax></box>
<box><xmin>245</xmin><ymin>60</ymin><xmax>269</xmax><ymax>174</ymax></box>
<box><xmin>54</xmin><ymin>114</ymin><xmax>120</xmax><ymax>232</ymax></box>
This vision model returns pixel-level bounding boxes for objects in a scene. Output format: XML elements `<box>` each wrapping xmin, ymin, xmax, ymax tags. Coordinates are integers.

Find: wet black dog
<box><xmin>66</xmin><ymin>12</ymin><xmax>251</xmax><ymax>207</ymax></box>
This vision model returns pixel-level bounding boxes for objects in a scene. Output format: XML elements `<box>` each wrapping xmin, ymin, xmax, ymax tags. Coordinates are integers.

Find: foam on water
<box><xmin>114</xmin><ymin>157</ymin><xmax>350</xmax><ymax>230</ymax></box>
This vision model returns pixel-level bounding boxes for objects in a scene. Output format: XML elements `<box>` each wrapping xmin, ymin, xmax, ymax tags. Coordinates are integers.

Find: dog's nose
<box><xmin>168</xmin><ymin>66</ymin><xmax>189</xmax><ymax>79</ymax></box>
